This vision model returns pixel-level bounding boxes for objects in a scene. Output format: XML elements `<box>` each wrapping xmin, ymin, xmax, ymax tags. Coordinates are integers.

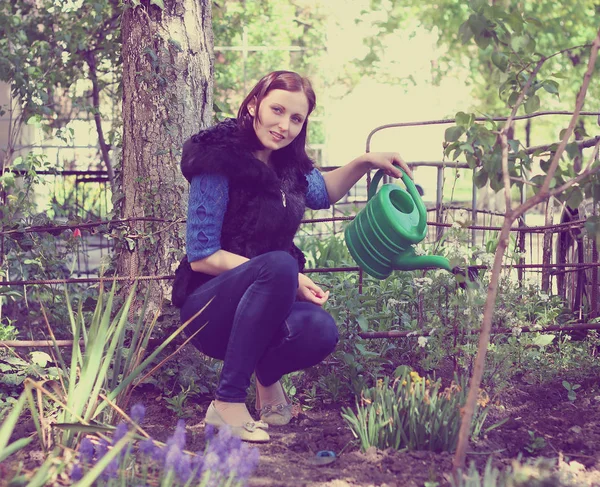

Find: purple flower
<box><xmin>151</xmin><ymin>443</ymin><xmax>167</xmax><ymax>464</ymax></box>
<box><xmin>78</xmin><ymin>437</ymin><xmax>95</xmax><ymax>463</ymax></box>
<box><xmin>236</xmin><ymin>445</ymin><xmax>259</xmax><ymax>480</ymax></box>
<box><xmin>191</xmin><ymin>451</ymin><xmax>204</xmax><ymax>478</ymax></box>
<box><xmin>139</xmin><ymin>437</ymin><xmax>156</xmax><ymax>456</ymax></box>
<box><xmin>224</xmin><ymin>449</ymin><xmax>242</xmax><ymax>476</ymax></box>
<box><xmin>166</xmin><ymin>420</ymin><xmax>186</xmax><ymax>450</ymax></box>
<box><xmin>70</xmin><ymin>463</ymin><xmax>84</xmax><ymax>481</ymax></box>
<box><xmin>205</xmin><ymin>424</ymin><xmax>216</xmax><ymax>442</ymax></box>
<box><xmin>201</xmin><ymin>451</ymin><xmax>220</xmax><ymax>475</ymax></box>
<box><xmin>130</xmin><ymin>403</ymin><xmax>146</xmax><ymax>424</ymax></box>
<box><xmin>112</xmin><ymin>422</ymin><xmax>129</xmax><ymax>444</ymax></box>
<box><xmin>100</xmin><ymin>458</ymin><xmax>119</xmax><ymax>480</ymax></box>
<box><xmin>176</xmin><ymin>452</ymin><xmax>192</xmax><ymax>482</ymax></box>
<box><xmin>95</xmin><ymin>438</ymin><xmax>109</xmax><ymax>460</ymax></box>
<box><xmin>165</xmin><ymin>444</ymin><xmax>183</xmax><ymax>472</ymax></box>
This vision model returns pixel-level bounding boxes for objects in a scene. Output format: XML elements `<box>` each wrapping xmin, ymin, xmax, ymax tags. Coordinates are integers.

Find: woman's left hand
<box><xmin>364</xmin><ymin>152</ymin><xmax>413</xmax><ymax>180</ymax></box>
<box><xmin>297</xmin><ymin>273</ymin><xmax>330</xmax><ymax>306</ymax></box>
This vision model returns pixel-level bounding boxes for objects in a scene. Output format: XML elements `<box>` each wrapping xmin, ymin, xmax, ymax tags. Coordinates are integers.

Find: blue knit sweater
<box><xmin>187</xmin><ymin>168</ymin><xmax>330</xmax><ymax>262</ymax></box>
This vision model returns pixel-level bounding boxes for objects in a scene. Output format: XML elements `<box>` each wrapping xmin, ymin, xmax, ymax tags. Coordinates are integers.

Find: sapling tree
<box><xmin>442</xmin><ymin>2</ymin><xmax>600</xmax><ymax>476</ymax></box>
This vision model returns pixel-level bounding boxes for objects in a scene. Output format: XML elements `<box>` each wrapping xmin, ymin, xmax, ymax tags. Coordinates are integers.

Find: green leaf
<box><xmin>565</xmin><ymin>142</ymin><xmax>581</xmax><ymax>161</ymax></box>
<box><xmin>469</xmin><ymin>0</ymin><xmax>487</xmax><ymax>12</ymax></box>
<box><xmin>474</xmin><ymin>33</ymin><xmax>492</xmax><ymax>50</ymax></box>
<box><xmin>506</xmin><ymin>12</ymin><xmax>524</xmax><ymax>34</ymax></box>
<box><xmin>444</xmin><ymin>126</ymin><xmax>464</xmax><ymax>143</ymax></box>
<box><xmin>491</xmin><ymin>51</ymin><xmax>509</xmax><ymax>72</ymax></box>
<box><xmin>356</xmin><ymin>316</ymin><xmax>369</xmax><ymax>332</ymax></box>
<box><xmin>524</xmin><ymin>16</ymin><xmax>543</xmax><ymax>27</ymax></box>
<box><xmin>150</xmin><ymin>0</ymin><xmax>165</xmax><ymax>9</ymax></box>
<box><xmin>566</xmin><ymin>188</ymin><xmax>584</xmax><ymax>209</ymax></box>
<box><xmin>542</xmin><ymin>80</ymin><xmax>559</xmax><ymax>95</ymax></box>
<box><xmin>510</xmin><ymin>35</ymin><xmax>529</xmax><ymax>52</ymax></box>
<box><xmin>524</xmin><ymin>95</ymin><xmax>540</xmax><ymax>114</ymax></box>
<box><xmin>540</xmin><ymin>159</ymin><xmax>551</xmax><ymax>173</ymax></box>
<box><xmin>455</xmin><ymin>111</ymin><xmax>471</xmax><ymax>127</ymax></box>
<box><xmin>30</xmin><ymin>351</ymin><xmax>51</xmax><ymax>368</ymax></box>
<box><xmin>508</xmin><ymin>91</ymin><xmax>520</xmax><ymax>107</ymax></box>
<box><xmin>585</xmin><ymin>216</ymin><xmax>600</xmax><ymax>244</ymax></box>
<box><xmin>474</xmin><ymin>169</ymin><xmax>488</xmax><ymax>188</ymax></box>
<box><xmin>532</xmin><ymin>334</ymin><xmax>555</xmax><ymax>347</ymax></box>
<box><xmin>467</xmin><ymin>14</ymin><xmax>486</xmax><ymax>36</ymax></box>
<box><xmin>26</xmin><ymin>115</ymin><xmax>43</xmax><ymax>127</ymax></box>
<box><xmin>458</xmin><ymin>21</ymin><xmax>473</xmax><ymax>44</ymax></box>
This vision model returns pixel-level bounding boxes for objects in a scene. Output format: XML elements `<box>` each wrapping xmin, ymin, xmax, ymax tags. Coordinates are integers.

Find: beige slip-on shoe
<box><xmin>255</xmin><ymin>386</ymin><xmax>293</xmax><ymax>426</ymax></box>
<box><xmin>205</xmin><ymin>401</ymin><xmax>270</xmax><ymax>443</ymax></box>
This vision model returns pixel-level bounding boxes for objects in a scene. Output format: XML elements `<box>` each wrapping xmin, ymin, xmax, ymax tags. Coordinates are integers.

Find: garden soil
<box><xmin>3</xmin><ymin>377</ymin><xmax>600</xmax><ymax>486</ymax></box>
<box><xmin>139</xmin><ymin>376</ymin><xmax>600</xmax><ymax>487</ymax></box>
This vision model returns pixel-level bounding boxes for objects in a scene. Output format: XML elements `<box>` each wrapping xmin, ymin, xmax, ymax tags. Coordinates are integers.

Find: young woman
<box><xmin>172</xmin><ymin>70</ymin><xmax>412</xmax><ymax>442</ymax></box>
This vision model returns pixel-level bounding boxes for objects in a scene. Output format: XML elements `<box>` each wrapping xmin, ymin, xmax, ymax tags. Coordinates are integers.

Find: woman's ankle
<box><xmin>256</xmin><ymin>379</ymin><xmax>288</xmax><ymax>408</ymax></box>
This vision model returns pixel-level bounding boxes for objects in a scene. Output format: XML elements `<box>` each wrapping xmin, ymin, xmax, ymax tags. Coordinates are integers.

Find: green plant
<box><xmin>452</xmin><ymin>456</ymin><xmax>588</xmax><ymax>487</ymax></box>
<box><xmin>562</xmin><ymin>380</ymin><xmax>581</xmax><ymax>402</ymax></box>
<box><xmin>0</xmin><ymin>281</ymin><xmax>209</xmax><ymax>470</ymax></box>
<box><xmin>164</xmin><ymin>386</ymin><xmax>193</xmax><ymax>418</ymax></box>
<box><xmin>524</xmin><ymin>430</ymin><xmax>546</xmax><ymax>454</ymax></box>
<box><xmin>341</xmin><ymin>368</ymin><xmax>489</xmax><ymax>452</ymax></box>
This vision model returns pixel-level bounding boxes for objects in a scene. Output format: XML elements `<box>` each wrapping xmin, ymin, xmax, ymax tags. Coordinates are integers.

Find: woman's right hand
<box><xmin>297</xmin><ymin>273</ymin><xmax>329</xmax><ymax>306</ymax></box>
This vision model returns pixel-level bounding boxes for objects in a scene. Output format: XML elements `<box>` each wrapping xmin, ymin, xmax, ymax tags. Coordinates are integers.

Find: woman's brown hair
<box><xmin>237</xmin><ymin>71</ymin><xmax>316</xmax><ymax>172</ymax></box>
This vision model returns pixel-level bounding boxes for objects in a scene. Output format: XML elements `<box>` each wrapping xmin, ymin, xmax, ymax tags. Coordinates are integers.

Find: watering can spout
<box><xmin>391</xmin><ymin>250</ymin><xmax>453</xmax><ymax>272</ymax></box>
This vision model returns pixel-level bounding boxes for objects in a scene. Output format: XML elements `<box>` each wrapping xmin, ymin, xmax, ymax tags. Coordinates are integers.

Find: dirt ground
<box><xmin>136</xmin><ymin>376</ymin><xmax>600</xmax><ymax>487</ymax></box>
<box><xmin>3</xmin><ymin>376</ymin><xmax>600</xmax><ymax>487</ymax></box>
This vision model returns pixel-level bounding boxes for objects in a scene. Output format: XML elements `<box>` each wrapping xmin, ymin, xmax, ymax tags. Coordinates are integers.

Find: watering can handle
<box><xmin>368</xmin><ymin>165</ymin><xmax>428</xmax><ymax>233</ymax></box>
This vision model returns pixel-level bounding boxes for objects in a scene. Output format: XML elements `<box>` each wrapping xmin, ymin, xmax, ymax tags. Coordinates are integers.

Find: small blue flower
<box><xmin>112</xmin><ymin>422</ymin><xmax>129</xmax><ymax>444</ymax></box>
<box><xmin>70</xmin><ymin>463</ymin><xmax>84</xmax><ymax>481</ymax></box>
<box><xmin>151</xmin><ymin>443</ymin><xmax>166</xmax><ymax>464</ymax></box>
<box><xmin>78</xmin><ymin>437</ymin><xmax>95</xmax><ymax>463</ymax></box>
<box><xmin>191</xmin><ymin>452</ymin><xmax>204</xmax><ymax>479</ymax></box>
<box><xmin>224</xmin><ymin>449</ymin><xmax>242</xmax><ymax>476</ymax></box>
<box><xmin>130</xmin><ymin>403</ymin><xmax>146</xmax><ymax>424</ymax></box>
<box><xmin>201</xmin><ymin>451</ymin><xmax>220</xmax><ymax>475</ymax></box>
<box><xmin>95</xmin><ymin>438</ymin><xmax>109</xmax><ymax>460</ymax></box>
<box><xmin>205</xmin><ymin>424</ymin><xmax>216</xmax><ymax>442</ymax></box>
<box><xmin>165</xmin><ymin>444</ymin><xmax>183</xmax><ymax>472</ymax></box>
<box><xmin>139</xmin><ymin>437</ymin><xmax>156</xmax><ymax>456</ymax></box>
<box><xmin>166</xmin><ymin>419</ymin><xmax>186</xmax><ymax>450</ymax></box>
<box><xmin>236</xmin><ymin>446</ymin><xmax>259</xmax><ymax>480</ymax></box>
<box><xmin>100</xmin><ymin>457</ymin><xmax>119</xmax><ymax>480</ymax></box>
<box><xmin>175</xmin><ymin>452</ymin><xmax>192</xmax><ymax>482</ymax></box>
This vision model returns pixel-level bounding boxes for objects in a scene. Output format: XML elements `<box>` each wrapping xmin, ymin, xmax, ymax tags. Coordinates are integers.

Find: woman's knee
<box><xmin>295</xmin><ymin>307</ymin><xmax>338</xmax><ymax>356</ymax></box>
<box><xmin>318</xmin><ymin>313</ymin><xmax>339</xmax><ymax>355</ymax></box>
<box><xmin>255</xmin><ymin>251</ymin><xmax>299</xmax><ymax>288</ymax></box>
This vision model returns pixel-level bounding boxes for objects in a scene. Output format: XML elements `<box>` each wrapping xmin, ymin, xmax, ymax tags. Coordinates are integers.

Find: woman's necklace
<box><xmin>280</xmin><ymin>189</ymin><xmax>287</xmax><ymax>207</ymax></box>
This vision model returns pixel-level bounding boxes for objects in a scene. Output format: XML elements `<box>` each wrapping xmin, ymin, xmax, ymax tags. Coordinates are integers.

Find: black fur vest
<box><xmin>172</xmin><ymin>118</ymin><xmax>310</xmax><ymax>307</ymax></box>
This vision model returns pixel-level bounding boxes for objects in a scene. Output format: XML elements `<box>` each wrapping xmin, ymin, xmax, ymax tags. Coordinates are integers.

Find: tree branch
<box><xmin>84</xmin><ymin>51</ymin><xmax>115</xmax><ymax>189</ymax></box>
<box><xmin>526</xmin><ymin>135</ymin><xmax>600</xmax><ymax>156</ymax></box>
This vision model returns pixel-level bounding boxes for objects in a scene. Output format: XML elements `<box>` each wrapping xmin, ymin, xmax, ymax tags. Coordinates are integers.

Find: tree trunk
<box><xmin>119</xmin><ymin>0</ymin><xmax>213</xmax><ymax>311</ymax></box>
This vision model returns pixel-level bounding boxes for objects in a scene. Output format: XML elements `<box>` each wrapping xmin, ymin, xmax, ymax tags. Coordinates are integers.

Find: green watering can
<box><xmin>345</xmin><ymin>168</ymin><xmax>453</xmax><ymax>280</ymax></box>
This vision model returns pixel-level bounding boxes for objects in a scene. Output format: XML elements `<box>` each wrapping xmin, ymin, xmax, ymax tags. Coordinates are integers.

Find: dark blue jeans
<box><xmin>180</xmin><ymin>251</ymin><xmax>339</xmax><ymax>403</ymax></box>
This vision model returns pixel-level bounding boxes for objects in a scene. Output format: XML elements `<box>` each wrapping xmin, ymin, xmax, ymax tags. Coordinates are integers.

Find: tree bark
<box><xmin>119</xmin><ymin>0</ymin><xmax>213</xmax><ymax>310</ymax></box>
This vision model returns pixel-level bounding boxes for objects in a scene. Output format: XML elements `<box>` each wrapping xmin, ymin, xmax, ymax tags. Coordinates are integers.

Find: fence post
<box><xmin>436</xmin><ymin>166</ymin><xmax>444</xmax><ymax>241</ymax></box>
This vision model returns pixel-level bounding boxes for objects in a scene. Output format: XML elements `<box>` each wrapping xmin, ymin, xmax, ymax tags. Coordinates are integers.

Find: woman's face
<box><xmin>248</xmin><ymin>89</ymin><xmax>309</xmax><ymax>153</ymax></box>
